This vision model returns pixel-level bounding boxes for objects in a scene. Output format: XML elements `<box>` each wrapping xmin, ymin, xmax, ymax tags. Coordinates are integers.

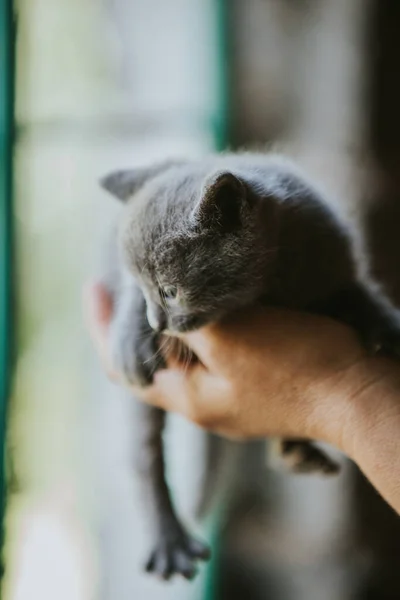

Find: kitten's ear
<box><xmin>99</xmin><ymin>159</ymin><xmax>184</xmax><ymax>202</ymax></box>
<box><xmin>192</xmin><ymin>171</ymin><xmax>248</xmax><ymax>232</ymax></box>
<box><xmin>99</xmin><ymin>169</ymin><xmax>141</xmax><ymax>202</ymax></box>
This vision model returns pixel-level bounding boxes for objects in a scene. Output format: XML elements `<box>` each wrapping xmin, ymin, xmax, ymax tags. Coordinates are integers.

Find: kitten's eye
<box><xmin>161</xmin><ymin>285</ymin><xmax>179</xmax><ymax>302</ymax></box>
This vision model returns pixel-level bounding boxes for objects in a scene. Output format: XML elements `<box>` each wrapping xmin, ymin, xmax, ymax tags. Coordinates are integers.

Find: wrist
<box><xmin>305</xmin><ymin>356</ymin><xmax>395</xmax><ymax>455</ymax></box>
<box><xmin>336</xmin><ymin>357</ymin><xmax>400</xmax><ymax>513</ymax></box>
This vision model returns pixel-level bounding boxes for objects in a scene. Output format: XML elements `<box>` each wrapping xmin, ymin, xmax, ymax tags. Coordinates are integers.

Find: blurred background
<box><xmin>2</xmin><ymin>0</ymin><xmax>400</xmax><ymax>599</ymax></box>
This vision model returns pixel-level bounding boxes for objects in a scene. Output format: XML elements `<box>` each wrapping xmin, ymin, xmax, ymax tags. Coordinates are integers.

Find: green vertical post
<box><xmin>0</xmin><ymin>0</ymin><xmax>14</xmax><ymax>574</ymax></box>
<box><xmin>203</xmin><ymin>0</ymin><xmax>230</xmax><ymax>598</ymax></box>
<box><xmin>212</xmin><ymin>0</ymin><xmax>230</xmax><ymax>153</ymax></box>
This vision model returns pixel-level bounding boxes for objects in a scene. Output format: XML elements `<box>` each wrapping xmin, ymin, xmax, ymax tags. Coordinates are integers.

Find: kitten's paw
<box><xmin>278</xmin><ymin>439</ymin><xmax>340</xmax><ymax>475</ymax></box>
<box><xmin>112</xmin><ymin>330</ymin><xmax>165</xmax><ymax>387</ymax></box>
<box><xmin>145</xmin><ymin>532</ymin><xmax>210</xmax><ymax>581</ymax></box>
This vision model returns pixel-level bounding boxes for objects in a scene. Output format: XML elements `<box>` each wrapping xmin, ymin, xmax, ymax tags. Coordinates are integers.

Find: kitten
<box><xmin>99</xmin><ymin>153</ymin><xmax>400</xmax><ymax>580</ymax></box>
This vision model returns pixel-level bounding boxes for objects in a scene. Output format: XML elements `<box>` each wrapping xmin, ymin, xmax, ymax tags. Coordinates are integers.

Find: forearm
<box><xmin>318</xmin><ymin>357</ymin><xmax>400</xmax><ymax>514</ymax></box>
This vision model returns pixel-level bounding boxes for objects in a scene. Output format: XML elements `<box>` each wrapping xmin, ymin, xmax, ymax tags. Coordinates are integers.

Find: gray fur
<box><xmin>100</xmin><ymin>152</ymin><xmax>400</xmax><ymax>580</ymax></box>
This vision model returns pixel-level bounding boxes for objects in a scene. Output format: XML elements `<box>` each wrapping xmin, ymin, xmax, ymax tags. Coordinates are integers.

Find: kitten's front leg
<box><xmin>134</xmin><ymin>404</ymin><xmax>210</xmax><ymax>580</ymax></box>
<box><xmin>110</xmin><ymin>279</ymin><xmax>165</xmax><ymax>387</ymax></box>
<box><xmin>112</xmin><ymin>279</ymin><xmax>210</xmax><ymax>579</ymax></box>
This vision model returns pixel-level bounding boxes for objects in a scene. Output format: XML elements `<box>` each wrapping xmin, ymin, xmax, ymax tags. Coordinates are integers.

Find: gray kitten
<box><xmin>99</xmin><ymin>153</ymin><xmax>400</xmax><ymax>580</ymax></box>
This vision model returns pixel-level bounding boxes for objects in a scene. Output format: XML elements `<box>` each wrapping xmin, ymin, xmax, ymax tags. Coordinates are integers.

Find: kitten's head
<box><xmin>100</xmin><ymin>160</ymin><xmax>279</xmax><ymax>333</ymax></box>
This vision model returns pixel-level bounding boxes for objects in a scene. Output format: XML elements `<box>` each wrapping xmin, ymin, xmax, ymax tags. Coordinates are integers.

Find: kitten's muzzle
<box><xmin>146</xmin><ymin>304</ymin><xmax>167</xmax><ymax>333</ymax></box>
<box><xmin>147</xmin><ymin>303</ymin><xmax>209</xmax><ymax>334</ymax></box>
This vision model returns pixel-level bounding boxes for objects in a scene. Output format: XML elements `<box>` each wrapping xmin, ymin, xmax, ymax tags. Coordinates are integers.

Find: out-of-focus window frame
<box><xmin>0</xmin><ymin>0</ymin><xmax>14</xmax><ymax>575</ymax></box>
<box><xmin>0</xmin><ymin>0</ymin><xmax>231</xmax><ymax>595</ymax></box>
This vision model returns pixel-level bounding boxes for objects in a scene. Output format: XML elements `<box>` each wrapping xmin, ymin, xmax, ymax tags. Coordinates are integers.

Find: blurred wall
<box><xmin>218</xmin><ymin>1</ymin><xmax>400</xmax><ymax>600</ymax></box>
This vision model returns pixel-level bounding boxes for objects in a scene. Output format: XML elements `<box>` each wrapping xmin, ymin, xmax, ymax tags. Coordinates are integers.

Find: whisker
<box><xmin>142</xmin><ymin>334</ymin><xmax>170</xmax><ymax>365</ymax></box>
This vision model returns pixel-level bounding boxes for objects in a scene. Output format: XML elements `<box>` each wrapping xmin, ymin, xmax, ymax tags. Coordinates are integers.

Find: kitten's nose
<box><xmin>146</xmin><ymin>303</ymin><xmax>167</xmax><ymax>332</ymax></box>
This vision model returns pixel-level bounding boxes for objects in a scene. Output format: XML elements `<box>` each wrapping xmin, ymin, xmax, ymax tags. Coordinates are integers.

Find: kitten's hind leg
<box><xmin>135</xmin><ymin>404</ymin><xmax>210</xmax><ymax>580</ymax></box>
<box><xmin>273</xmin><ymin>438</ymin><xmax>340</xmax><ymax>475</ymax></box>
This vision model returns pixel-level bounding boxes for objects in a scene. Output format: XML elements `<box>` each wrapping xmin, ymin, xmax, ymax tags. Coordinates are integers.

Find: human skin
<box><xmin>85</xmin><ymin>281</ymin><xmax>400</xmax><ymax>515</ymax></box>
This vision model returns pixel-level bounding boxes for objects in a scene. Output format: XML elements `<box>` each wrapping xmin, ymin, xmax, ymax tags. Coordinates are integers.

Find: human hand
<box><xmin>84</xmin><ymin>281</ymin><xmax>400</xmax><ymax>514</ymax></box>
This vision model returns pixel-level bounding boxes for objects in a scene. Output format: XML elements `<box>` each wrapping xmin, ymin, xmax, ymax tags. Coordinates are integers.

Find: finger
<box><xmin>147</xmin><ymin>366</ymin><xmax>238</xmax><ymax>437</ymax></box>
<box><xmin>177</xmin><ymin>325</ymin><xmax>220</xmax><ymax>371</ymax></box>
<box><xmin>151</xmin><ymin>362</ymin><xmax>216</xmax><ymax>416</ymax></box>
<box><xmin>151</xmin><ymin>368</ymin><xmax>197</xmax><ymax>414</ymax></box>
<box><xmin>83</xmin><ymin>281</ymin><xmax>116</xmax><ymax>375</ymax></box>
<box><xmin>153</xmin><ymin>364</ymin><xmax>228</xmax><ymax>428</ymax></box>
